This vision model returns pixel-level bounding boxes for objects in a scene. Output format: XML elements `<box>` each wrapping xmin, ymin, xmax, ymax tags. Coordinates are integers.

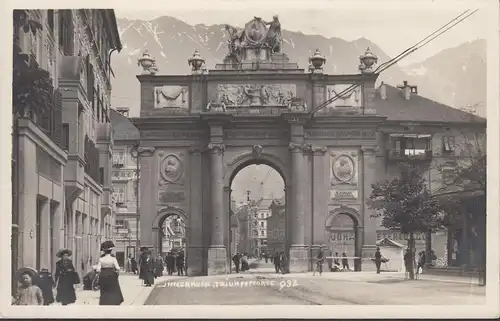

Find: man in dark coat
<box><xmin>273</xmin><ymin>252</ymin><xmax>281</xmax><ymax>273</ymax></box>
<box><xmin>130</xmin><ymin>257</ymin><xmax>138</xmax><ymax>274</ymax></box>
<box><xmin>232</xmin><ymin>253</ymin><xmax>241</xmax><ymax>273</ymax></box>
<box><xmin>176</xmin><ymin>252</ymin><xmax>185</xmax><ymax>276</ymax></box>
<box><xmin>165</xmin><ymin>252</ymin><xmax>175</xmax><ymax>275</ymax></box>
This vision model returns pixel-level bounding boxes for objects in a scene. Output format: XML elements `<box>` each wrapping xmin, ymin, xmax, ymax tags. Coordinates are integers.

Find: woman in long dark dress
<box><xmin>96</xmin><ymin>241</ymin><xmax>124</xmax><ymax>305</ymax></box>
<box><xmin>54</xmin><ymin>249</ymin><xmax>77</xmax><ymax>305</ymax></box>
<box><xmin>139</xmin><ymin>251</ymin><xmax>155</xmax><ymax>286</ymax></box>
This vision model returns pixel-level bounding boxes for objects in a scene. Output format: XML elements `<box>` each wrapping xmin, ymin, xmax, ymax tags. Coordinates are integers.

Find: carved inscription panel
<box><xmin>154</xmin><ymin>85</ymin><xmax>189</xmax><ymax>109</ymax></box>
<box><xmin>326</xmin><ymin>84</ymin><xmax>362</xmax><ymax>108</ymax></box>
<box><xmin>215</xmin><ymin>84</ymin><xmax>296</xmax><ymax>107</ymax></box>
<box><xmin>305</xmin><ymin>129</ymin><xmax>376</xmax><ymax>140</ymax></box>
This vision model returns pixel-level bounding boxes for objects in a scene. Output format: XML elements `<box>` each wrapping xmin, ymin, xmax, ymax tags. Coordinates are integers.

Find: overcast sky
<box><xmin>114</xmin><ymin>0</ymin><xmax>488</xmax><ymax>66</ymax></box>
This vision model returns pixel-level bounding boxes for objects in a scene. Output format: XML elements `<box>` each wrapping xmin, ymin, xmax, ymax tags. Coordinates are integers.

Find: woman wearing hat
<box><xmin>95</xmin><ymin>241</ymin><xmax>124</xmax><ymax>305</ymax></box>
<box><xmin>54</xmin><ymin>248</ymin><xmax>77</xmax><ymax>306</ymax></box>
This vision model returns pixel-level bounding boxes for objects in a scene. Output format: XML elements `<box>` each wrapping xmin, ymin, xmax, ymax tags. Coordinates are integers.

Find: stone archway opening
<box><xmin>325</xmin><ymin>210</ymin><xmax>362</xmax><ymax>271</ymax></box>
<box><xmin>152</xmin><ymin>210</ymin><xmax>188</xmax><ymax>265</ymax></box>
<box><xmin>227</xmin><ymin>158</ymin><xmax>287</xmax><ymax>270</ymax></box>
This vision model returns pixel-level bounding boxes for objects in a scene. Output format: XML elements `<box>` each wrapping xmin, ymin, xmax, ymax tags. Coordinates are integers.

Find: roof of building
<box><xmin>376</xmin><ymin>237</ymin><xmax>404</xmax><ymax>248</ymax></box>
<box><xmin>110</xmin><ymin>109</ymin><xmax>140</xmax><ymax>141</ymax></box>
<box><xmin>256</xmin><ymin>198</ymin><xmax>274</xmax><ymax>209</ymax></box>
<box><xmin>372</xmin><ymin>84</ymin><xmax>486</xmax><ymax>124</ymax></box>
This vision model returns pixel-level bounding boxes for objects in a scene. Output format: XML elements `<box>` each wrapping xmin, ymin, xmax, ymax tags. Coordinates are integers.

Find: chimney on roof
<box><xmin>397</xmin><ymin>80</ymin><xmax>418</xmax><ymax>100</ymax></box>
<box><xmin>379</xmin><ymin>82</ymin><xmax>387</xmax><ymax>100</ymax></box>
<box><xmin>116</xmin><ymin>107</ymin><xmax>130</xmax><ymax>117</ymax></box>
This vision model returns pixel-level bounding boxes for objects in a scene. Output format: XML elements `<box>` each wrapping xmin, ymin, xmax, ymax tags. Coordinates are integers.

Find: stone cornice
<box><xmin>84</xmin><ymin>173</ymin><xmax>104</xmax><ymax>195</ymax></box>
<box><xmin>136</xmin><ymin>73</ymin><xmax>378</xmax><ymax>84</ymax></box>
<box><xmin>17</xmin><ymin>118</ymin><xmax>68</xmax><ymax>165</ymax></box>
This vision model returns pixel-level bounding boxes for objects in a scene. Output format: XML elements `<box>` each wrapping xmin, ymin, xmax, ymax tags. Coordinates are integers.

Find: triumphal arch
<box><xmin>134</xmin><ymin>16</ymin><xmax>383</xmax><ymax>276</ymax></box>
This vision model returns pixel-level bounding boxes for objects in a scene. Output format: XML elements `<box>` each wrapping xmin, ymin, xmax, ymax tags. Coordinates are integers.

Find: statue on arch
<box><xmin>263</xmin><ymin>15</ymin><xmax>282</xmax><ymax>53</ymax></box>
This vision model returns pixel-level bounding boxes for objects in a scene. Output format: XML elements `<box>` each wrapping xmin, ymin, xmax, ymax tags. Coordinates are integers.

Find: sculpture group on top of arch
<box><xmin>224</xmin><ymin>15</ymin><xmax>282</xmax><ymax>62</ymax></box>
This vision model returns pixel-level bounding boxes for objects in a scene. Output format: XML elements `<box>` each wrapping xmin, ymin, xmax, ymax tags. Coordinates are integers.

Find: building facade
<box><xmin>133</xmin><ymin>17</ymin><xmax>485</xmax><ymax>276</ymax></box>
<box><xmin>12</xmin><ymin>9</ymin><xmax>121</xmax><ymax>282</ymax></box>
<box><xmin>266</xmin><ymin>197</ymin><xmax>286</xmax><ymax>255</ymax></box>
<box><xmin>110</xmin><ymin>108</ymin><xmax>140</xmax><ymax>266</ymax></box>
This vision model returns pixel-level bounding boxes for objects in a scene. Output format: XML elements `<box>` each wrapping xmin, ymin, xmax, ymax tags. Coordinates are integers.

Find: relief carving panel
<box><xmin>215</xmin><ymin>84</ymin><xmax>296</xmax><ymax>107</ymax></box>
<box><xmin>158</xmin><ymin>153</ymin><xmax>185</xmax><ymax>186</ymax></box>
<box><xmin>330</xmin><ymin>151</ymin><xmax>359</xmax><ymax>200</ymax></box>
<box><xmin>154</xmin><ymin>85</ymin><xmax>189</xmax><ymax>109</ymax></box>
<box><xmin>326</xmin><ymin>84</ymin><xmax>362</xmax><ymax>108</ymax></box>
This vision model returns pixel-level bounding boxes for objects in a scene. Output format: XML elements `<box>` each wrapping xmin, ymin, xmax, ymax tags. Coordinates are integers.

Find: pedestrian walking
<box><xmin>139</xmin><ymin>250</ymin><xmax>155</xmax><ymax>286</ymax></box>
<box><xmin>12</xmin><ymin>267</ymin><xmax>44</xmax><ymax>305</ymax></box>
<box><xmin>279</xmin><ymin>252</ymin><xmax>288</xmax><ymax>274</ymax></box>
<box><xmin>341</xmin><ymin>252</ymin><xmax>350</xmax><ymax>271</ymax></box>
<box><xmin>165</xmin><ymin>252</ymin><xmax>175</xmax><ymax>275</ymax></box>
<box><xmin>130</xmin><ymin>257</ymin><xmax>138</xmax><ymax>275</ymax></box>
<box><xmin>155</xmin><ymin>255</ymin><xmax>164</xmax><ymax>277</ymax></box>
<box><xmin>326</xmin><ymin>251</ymin><xmax>333</xmax><ymax>272</ymax></box>
<box><xmin>273</xmin><ymin>252</ymin><xmax>281</xmax><ymax>273</ymax></box>
<box><xmin>232</xmin><ymin>253</ymin><xmax>241</xmax><ymax>273</ymax></box>
<box><xmin>264</xmin><ymin>252</ymin><xmax>268</xmax><ymax>263</ymax></box>
<box><xmin>176</xmin><ymin>251</ymin><xmax>185</xmax><ymax>276</ymax></box>
<box><xmin>37</xmin><ymin>268</ymin><xmax>55</xmax><ymax>305</ymax></box>
<box><xmin>54</xmin><ymin>248</ymin><xmax>77</xmax><ymax>306</ymax></box>
<box><xmin>96</xmin><ymin>241</ymin><xmax>124</xmax><ymax>305</ymax></box>
<box><xmin>374</xmin><ymin>247</ymin><xmax>382</xmax><ymax>274</ymax></box>
<box><xmin>416</xmin><ymin>251</ymin><xmax>426</xmax><ymax>279</ymax></box>
<box><xmin>241</xmin><ymin>253</ymin><xmax>249</xmax><ymax>272</ymax></box>
<box><xmin>404</xmin><ymin>248</ymin><xmax>412</xmax><ymax>279</ymax></box>
<box><xmin>313</xmin><ymin>250</ymin><xmax>324</xmax><ymax>276</ymax></box>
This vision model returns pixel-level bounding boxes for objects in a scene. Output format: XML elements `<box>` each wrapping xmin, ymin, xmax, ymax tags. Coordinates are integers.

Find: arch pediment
<box><xmin>223</xmin><ymin>149</ymin><xmax>290</xmax><ymax>186</ymax></box>
<box><xmin>153</xmin><ymin>205</ymin><xmax>187</xmax><ymax>227</ymax></box>
<box><xmin>325</xmin><ymin>206</ymin><xmax>362</xmax><ymax>228</ymax></box>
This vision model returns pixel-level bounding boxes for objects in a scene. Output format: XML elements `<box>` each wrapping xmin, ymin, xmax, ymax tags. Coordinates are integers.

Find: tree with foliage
<box><xmin>367</xmin><ymin>162</ymin><xmax>443</xmax><ymax>280</ymax></box>
<box><xmin>12</xmin><ymin>10</ymin><xmax>53</xmax><ymax>118</ymax></box>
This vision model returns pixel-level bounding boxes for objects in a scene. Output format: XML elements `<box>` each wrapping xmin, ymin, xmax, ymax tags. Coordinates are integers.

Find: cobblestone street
<box><xmin>144</xmin><ymin>262</ymin><xmax>486</xmax><ymax>305</ymax></box>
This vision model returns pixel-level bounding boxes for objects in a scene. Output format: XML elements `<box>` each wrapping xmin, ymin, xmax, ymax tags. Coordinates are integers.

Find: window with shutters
<box><xmin>58</xmin><ymin>10</ymin><xmax>74</xmax><ymax>56</ymax></box>
<box><xmin>115</xmin><ymin>187</ymin><xmax>125</xmax><ymax>205</ymax></box>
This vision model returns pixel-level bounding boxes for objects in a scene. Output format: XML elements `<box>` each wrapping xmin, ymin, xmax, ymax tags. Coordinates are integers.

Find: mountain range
<box><xmin>111</xmin><ymin>16</ymin><xmax>486</xmax><ymax>117</ymax></box>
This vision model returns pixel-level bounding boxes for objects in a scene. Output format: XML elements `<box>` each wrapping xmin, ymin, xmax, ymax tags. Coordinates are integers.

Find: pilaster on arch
<box><xmin>153</xmin><ymin>205</ymin><xmax>188</xmax><ymax>228</ymax></box>
<box><xmin>223</xmin><ymin>151</ymin><xmax>290</xmax><ymax>187</ymax></box>
<box><xmin>325</xmin><ymin>206</ymin><xmax>363</xmax><ymax>228</ymax></box>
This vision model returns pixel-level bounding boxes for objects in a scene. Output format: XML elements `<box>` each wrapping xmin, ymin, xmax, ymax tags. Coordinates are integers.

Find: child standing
<box><xmin>38</xmin><ymin>268</ymin><xmax>55</xmax><ymax>305</ymax></box>
<box><xmin>12</xmin><ymin>268</ymin><xmax>44</xmax><ymax>306</ymax></box>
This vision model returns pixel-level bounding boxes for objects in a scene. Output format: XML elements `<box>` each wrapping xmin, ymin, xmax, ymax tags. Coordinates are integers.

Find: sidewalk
<box><xmin>74</xmin><ymin>273</ymin><xmax>177</xmax><ymax>305</ymax></box>
<box><xmin>251</xmin><ymin>263</ymin><xmax>483</xmax><ymax>285</ymax></box>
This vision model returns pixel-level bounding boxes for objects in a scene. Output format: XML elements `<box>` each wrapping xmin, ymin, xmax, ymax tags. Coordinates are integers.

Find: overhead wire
<box><xmin>308</xmin><ymin>9</ymin><xmax>478</xmax><ymax>116</ymax></box>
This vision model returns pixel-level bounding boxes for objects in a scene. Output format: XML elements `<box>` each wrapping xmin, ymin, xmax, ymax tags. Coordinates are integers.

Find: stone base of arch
<box><xmin>208</xmin><ymin>246</ymin><xmax>227</xmax><ymax>275</ymax></box>
<box><xmin>289</xmin><ymin>245</ymin><xmax>310</xmax><ymax>273</ymax></box>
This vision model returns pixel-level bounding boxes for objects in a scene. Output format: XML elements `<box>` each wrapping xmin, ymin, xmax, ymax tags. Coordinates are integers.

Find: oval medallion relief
<box><xmin>332</xmin><ymin>155</ymin><xmax>355</xmax><ymax>183</ymax></box>
<box><xmin>160</xmin><ymin>154</ymin><xmax>183</xmax><ymax>183</ymax></box>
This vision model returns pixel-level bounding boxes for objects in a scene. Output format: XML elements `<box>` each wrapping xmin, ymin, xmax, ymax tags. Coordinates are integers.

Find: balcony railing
<box><xmin>387</xmin><ymin>149</ymin><xmax>433</xmax><ymax>161</ymax></box>
<box><xmin>13</xmin><ymin>52</ymin><xmax>63</xmax><ymax>148</ymax></box>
